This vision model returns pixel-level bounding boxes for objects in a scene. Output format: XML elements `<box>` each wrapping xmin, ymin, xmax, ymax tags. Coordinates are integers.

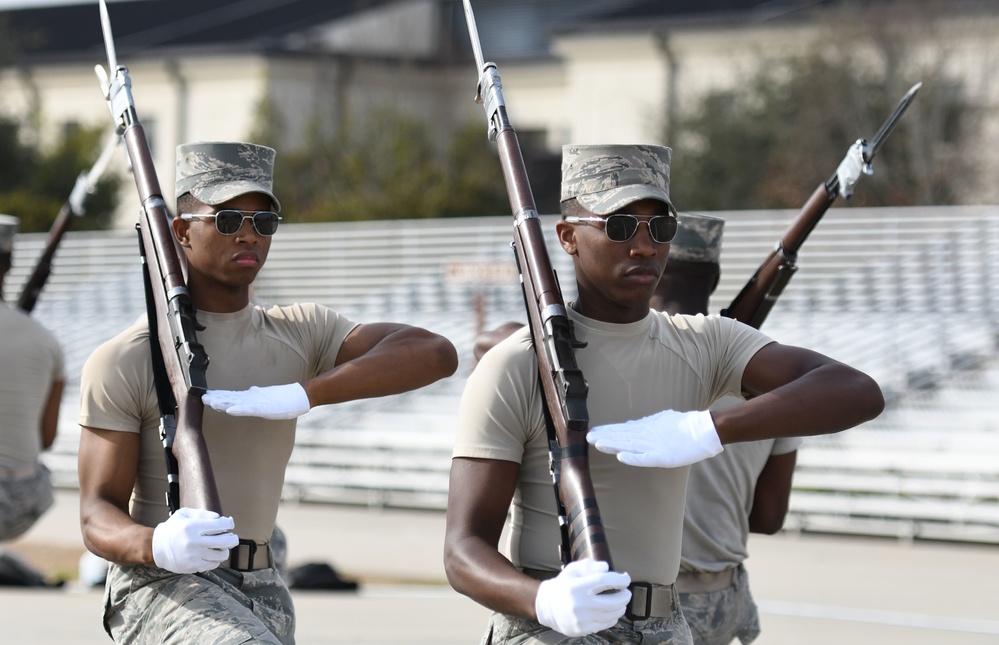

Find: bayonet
<box><xmin>461</xmin><ymin>0</ymin><xmax>486</xmax><ymax>79</ymax></box>
<box><xmin>95</xmin><ymin>0</ymin><xmax>135</xmax><ymax>133</ymax></box>
<box><xmin>836</xmin><ymin>82</ymin><xmax>922</xmax><ymax>199</ymax></box>
<box><xmin>68</xmin><ymin>130</ymin><xmax>120</xmax><ymax>215</ymax></box>
<box><xmin>99</xmin><ymin>0</ymin><xmax>117</xmax><ymax>72</ymax></box>
<box><xmin>15</xmin><ymin>131</ymin><xmax>121</xmax><ymax>313</ymax></box>
<box><xmin>868</xmin><ymin>82</ymin><xmax>922</xmax><ymax>162</ymax></box>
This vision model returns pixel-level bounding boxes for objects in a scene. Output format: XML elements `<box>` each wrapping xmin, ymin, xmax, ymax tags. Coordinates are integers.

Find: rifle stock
<box><xmin>15</xmin><ymin>202</ymin><xmax>78</xmax><ymax>315</ymax></box>
<box><xmin>462</xmin><ymin>0</ymin><xmax>611</xmax><ymax>566</ymax></box>
<box><xmin>722</xmin><ymin>83</ymin><xmax>921</xmax><ymax>329</ymax></box>
<box><xmin>16</xmin><ymin>132</ymin><xmax>119</xmax><ymax>313</ymax></box>
<box><xmin>95</xmin><ymin>0</ymin><xmax>220</xmax><ymax>513</ymax></box>
<box><xmin>720</xmin><ymin>181</ymin><xmax>833</xmax><ymax>328</ymax></box>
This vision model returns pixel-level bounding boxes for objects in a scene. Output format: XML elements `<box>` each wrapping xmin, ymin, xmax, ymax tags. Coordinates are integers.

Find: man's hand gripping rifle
<box><xmin>16</xmin><ymin>131</ymin><xmax>120</xmax><ymax>313</ymax></box>
<box><xmin>722</xmin><ymin>82</ymin><xmax>922</xmax><ymax>329</ymax></box>
<box><xmin>94</xmin><ymin>0</ymin><xmax>221</xmax><ymax>513</ymax></box>
<box><xmin>461</xmin><ymin>0</ymin><xmax>612</xmax><ymax>568</ymax></box>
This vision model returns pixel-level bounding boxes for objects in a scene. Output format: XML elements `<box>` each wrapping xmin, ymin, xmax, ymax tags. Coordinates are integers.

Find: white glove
<box><xmin>202</xmin><ymin>383</ymin><xmax>311</xmax><ymax>420</ymax></box>
<box><xmin>151</xmin><ymin>507</ymin><xmax>239</xmax><ymax>574</ymax></box>
<box><xmin>534</xmin><ymin>559</ymin><xmax>632</xmax><ymax>637</ymax></box>
<box><xmin>587</xmin><ymin>409</ymin><xmax>723</xmax><ymax>468</ymax></box>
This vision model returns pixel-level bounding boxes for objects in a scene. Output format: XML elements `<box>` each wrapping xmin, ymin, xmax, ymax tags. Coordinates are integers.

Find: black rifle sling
<box><xmin>136</xmin><ymin>226</ymin><xmax>181</xmax><ymax>514</ymax></box>
<box><xmin>538</xmin><ymin>382</ymin><xmax>573</xmax><ymax>567</ymax></box>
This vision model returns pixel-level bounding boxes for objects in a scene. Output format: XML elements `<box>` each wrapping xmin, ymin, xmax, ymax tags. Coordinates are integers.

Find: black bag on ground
<box><xmin>286</xmin><ymin>562</ymin><xmax>359</xmax><ymax>591</ymax></box>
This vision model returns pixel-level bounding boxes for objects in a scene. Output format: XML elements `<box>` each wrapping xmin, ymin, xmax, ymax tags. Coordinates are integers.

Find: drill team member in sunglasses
<box><xmin>78</xmin><ymin>141</ymin><xmax>458</xmax><ymax>644</ymax></box>
<box><xmin>444</xmin><ymin>144</ymin><xmax>883</xmax><ymax>644</ymax></box>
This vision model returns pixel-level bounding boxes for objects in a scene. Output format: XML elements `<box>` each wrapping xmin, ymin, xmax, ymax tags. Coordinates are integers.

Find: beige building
<box><xmin>0</xmin><ymin>0</ymin><xmax>480</xmax><ymax>224</ymax></box>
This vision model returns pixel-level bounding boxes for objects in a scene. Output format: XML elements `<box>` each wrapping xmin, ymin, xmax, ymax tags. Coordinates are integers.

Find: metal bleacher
<box><xmin>6</xmin><ymin>206</ymin><xmax>999</xmax><ymax>544</ymax></box>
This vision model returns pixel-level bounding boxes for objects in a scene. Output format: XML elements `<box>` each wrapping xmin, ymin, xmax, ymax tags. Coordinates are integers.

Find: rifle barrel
<box><xmin>97</xmin><ymin>0</ymin><xmax>220</xmax><ymax>514</ymax></box>
<box><xmin>461</xmin><ymin>0</ymin><xmax>612</xmax><ymax>567</ymax></box>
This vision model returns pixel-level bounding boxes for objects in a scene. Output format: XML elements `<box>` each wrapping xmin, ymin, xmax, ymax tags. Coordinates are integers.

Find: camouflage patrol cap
<box><xmin>176</xmin><ymin>142</ymin><xmax>281</xmax><ymax>211</ymax></box>
<box><xmin>0</xmin><ymin>214</ymin><xmax>18</xmax><ymax>255</ymax></box>
<box><xmin>670</xmin><ymin>213</ymin><xmax>724</xmax><ymax>264</ymax></box>
<box><xmin>560</xmin><ymin>144</ymin><xmax>673</xmax><ymax>215</ymax></box>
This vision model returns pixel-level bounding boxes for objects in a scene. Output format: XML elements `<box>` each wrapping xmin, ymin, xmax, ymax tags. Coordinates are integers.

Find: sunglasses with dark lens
<box><xmin>179</xmin><ymin>210</ymin><xmax>282</xmax><ymax>237</ymax></box>
<box><xmin>564</xmin><ymin>213</ymin><xmax>678</xmax><ymax>244</ymax></box>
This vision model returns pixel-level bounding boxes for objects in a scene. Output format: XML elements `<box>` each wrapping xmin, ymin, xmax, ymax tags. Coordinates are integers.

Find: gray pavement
<box><xmin>4</xmin><ymin>490</ymin><xmax>999</xmax><ymax>644</ymax></box>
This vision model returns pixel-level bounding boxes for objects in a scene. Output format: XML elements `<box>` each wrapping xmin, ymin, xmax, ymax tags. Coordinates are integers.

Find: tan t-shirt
<box><xmin>79</xmin><ymin>302</ymin><xmax>357</xmax><ymax>541</ymax></box>
<box><xmin>0</xmin><ymin>302</ymin><xmax>64</xmax><ymax>468</ymax></box>
<box><xmin>454</xmin><ymin>308</ymin><xmax>772</xmax><ymax>584</ymax></box>
<box><xmin>680</xmin><ymin>425</ymin><xmax>802</xmax><ymax>573</ymax></box>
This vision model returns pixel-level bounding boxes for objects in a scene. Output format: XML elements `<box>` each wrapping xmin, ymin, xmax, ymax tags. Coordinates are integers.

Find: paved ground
<box><xmin>4</xmin><ymin>490</ymin><xmax>999</xmax><ymax>644</ymax></box>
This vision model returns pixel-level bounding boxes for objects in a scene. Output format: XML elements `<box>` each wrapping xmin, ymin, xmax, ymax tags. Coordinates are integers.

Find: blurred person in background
<box><xmin>651</xmin><ymin>213</ymin><xmax>800</xmax><ymax>645</ymax></box>
<box><xmin>0</xmin><ymin>214</ymin><xmax>65</xmax><ymax>586</ymax></box>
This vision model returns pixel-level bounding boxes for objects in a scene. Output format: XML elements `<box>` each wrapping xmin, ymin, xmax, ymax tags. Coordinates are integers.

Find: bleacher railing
<box><xmin>6</xmin><ymin>206</ymin><xmax>998</xmax><ymax>543</ymax></box>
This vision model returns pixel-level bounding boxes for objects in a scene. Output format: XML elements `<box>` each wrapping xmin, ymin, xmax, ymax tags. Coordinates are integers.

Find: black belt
<box><xmin>521</xmin><ymin>567</ymin><xmax>679</xmax><ymax>621</ymax></box>
<box><xmin>227</xmin><ymin>540</ymin><xmax>272</xmax><ymax>572</ymax></box>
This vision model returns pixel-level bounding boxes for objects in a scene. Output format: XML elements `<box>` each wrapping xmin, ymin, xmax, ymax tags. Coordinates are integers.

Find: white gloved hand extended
<box><xmin>587</xmin><ymin>409</ymin><xmax>723</xmax><ymax>468</ymax></box>
<box><xmin>534</xmin><ymin>559</ymin><xmax>632</xmax><ymax>637</ymax></box>
<box><xmin>151</xmin><ymin>507</ymin><xmax>239</xmax><ymax>574</ymax></box>
<box><xmin>202</xmin><ymin>383</ymin><xmax>311</xmax><ymax>420</ymax></box>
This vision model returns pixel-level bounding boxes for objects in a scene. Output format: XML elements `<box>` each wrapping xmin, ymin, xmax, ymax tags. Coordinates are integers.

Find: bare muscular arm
<box><xmin>78</xmin><ymin>426</ymin><xmax>155</xmax><ymax>565</ymax></box>
<box><xmin>302</xmin><ymin>323</ymin><xmax>458</xmax><ymax>407</ymax></box>
<box><xmin>713</xmin><ymin>342</ymin><xmax>884</xmax><ymax>445</ymax></box>
<box><xmin>443</xmin><ymin>457</ymin><xmax>541</xmax><ymax>618</ymax></box>
<box><xmin>39</xmin><ymin>379</ymin><xmax>63</xmax><ymax>450</ymax></box>
<box><xmin>748</xmin><ymin>450</ymin><xmax>797</xmax><ymax>534</ymax></box>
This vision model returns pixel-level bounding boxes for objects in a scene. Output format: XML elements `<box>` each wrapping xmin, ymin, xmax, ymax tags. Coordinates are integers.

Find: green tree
<box><xmin>0</xmin><ymin>118</ymin><xmax>121</xmax><ymax>232</ymax></box>
<box><xmin>668</xmin><ymin>6</ymin><xmax>979</xmax><ymax>211</ymax></box>
<box><xmin>0</xmin><ymin>16</ymin><xmax>15</xmax><ymax>67</ymax></box>
<box><xmin>254</xmin><ymin>102</ymin><xmax>509</xmax><ymax>222</ymax></box>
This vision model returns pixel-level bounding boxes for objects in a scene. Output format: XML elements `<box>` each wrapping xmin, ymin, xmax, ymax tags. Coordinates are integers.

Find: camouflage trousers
<box><xmin>0</xmin><ymin>461</ymin><xmax>54</xmax><ymax>541</ymax></box>
<box><xmin>677</xmin><ymin>565</ymin><xmax>760</xmax><ymax>645</ymax></box>
<box><xmin>269</xmin><ymin>524</ymin><xmax>288</xmax><ymax>580</ymax></box>
<box><xmin>479</xmin><ymin>603</ymin><xmax>693</xmax><ymax>644</ymax></box>
<box><xmin>104</xmin><ymin>563</ymin><xmax>295</xmax><ymax>644</ymax></box>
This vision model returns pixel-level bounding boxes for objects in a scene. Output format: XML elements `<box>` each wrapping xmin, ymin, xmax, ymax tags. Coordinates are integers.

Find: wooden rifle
<box><xmin>94</xmin><ymin>0</ymin><xmax>220</xmax><ymax>513</ymax></box>
<box><xmin>722</xmin><ymin>82</ymin><xmax>922</xmax><ymax>329</ymax></box>
<box><xmin>461</xmin><ymin>0</ymin><xmax>612</xmax><ymax>567</ymax></box>
<box><xmin>16</xmin><ymin>132</ymin><xmax>120</xmax><ymax>313</ymax></box>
